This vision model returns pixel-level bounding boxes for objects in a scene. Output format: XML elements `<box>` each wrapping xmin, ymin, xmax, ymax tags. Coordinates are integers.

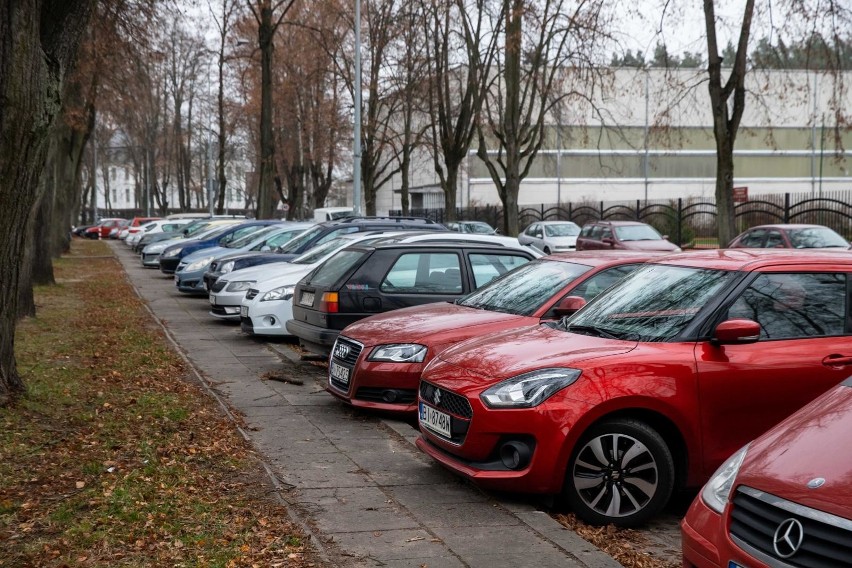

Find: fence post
<box><xmin>568</xmin><ymin>202</ymin><xmax>573</xmax><ymax>223</ymax></box>
<box><xmin>784</xmin><ymin>193</ymin><xmax>790</xmax><ymax>223</ymax></box>
<box><xmin>677</xmin><ymin>198</ymin><xmax>683</xmax><ymax>247</ymax></box>
<box><xmin>636</xmin><ymin>200</ymin><xmax>641</xmax><ymax>220</ymax></box>
<box><xmin>600</xmin><ymin>201</ymin><xmax>604</xmax><ymax>220</ymax></box>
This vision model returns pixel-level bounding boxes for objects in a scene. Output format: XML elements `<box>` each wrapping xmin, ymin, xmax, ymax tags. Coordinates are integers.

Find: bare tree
<box><xmin>245</xmin><ymin>0</ymin><xmax>297</xmax><ymax>219</ymax></box>
<box><xmin>422</xmin><ymin>0</ymin><xmax>505</xmax><ymax>222</ymax></box>
<box><xmin>475</xmin><ymin>0</ymin><xmax>611</xmax><ymax>236</ymax></box>
<box><xmin>1</xmin><ymin>0</ymin><xmax>95</xmax><ymax>404</ymax></box>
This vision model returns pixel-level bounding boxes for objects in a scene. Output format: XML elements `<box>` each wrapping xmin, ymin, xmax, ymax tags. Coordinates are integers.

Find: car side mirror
<box><xmin>712</xmin><ymin>319</ymin><xmax>761</xmax><ymax>345</ymax></box>
<box><xmin>553</xmin><ymin>296</ymin><xmax>586</xmax><ymax>317</ymax></box>
<box><xmin>602</xmin><ymin>237</ymin><xmax>615</xmax><ymax>246</ymax></box>
<box><xmin>260</xmin><ymin>245</ymin><xmax>271</xmax><ymax>251</ymax></box>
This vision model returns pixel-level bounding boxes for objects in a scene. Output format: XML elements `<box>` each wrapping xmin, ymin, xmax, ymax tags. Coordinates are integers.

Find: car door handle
<box><xmin>822</xmin><ymin>355</ymin><xmax>852</xmax><ymax>368</ymax></box>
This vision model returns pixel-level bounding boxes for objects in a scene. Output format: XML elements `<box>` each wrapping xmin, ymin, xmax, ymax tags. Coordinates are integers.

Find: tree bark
<box><xmin>0</xmin><ymin>0</ymin><xmax>95</xmax><ymax>405</ymax></box>
<box><xmin>256</xmin><ymin>2</ymin><xmax>276</xmax><ymax>219</ymax></box>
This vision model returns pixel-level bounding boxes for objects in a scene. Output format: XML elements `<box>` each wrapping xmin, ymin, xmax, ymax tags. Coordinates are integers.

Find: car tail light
<box><xmin>320</xmin><ymin>292</ymin><xmax>339</xmax><ymax>313</ymax></box>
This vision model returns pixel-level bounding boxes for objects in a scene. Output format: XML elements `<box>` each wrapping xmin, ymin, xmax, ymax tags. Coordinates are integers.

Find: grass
<box><xmin>0</xmin><ymin>239</ymin><xmax>322</xmax><ymax>567</ymax></box>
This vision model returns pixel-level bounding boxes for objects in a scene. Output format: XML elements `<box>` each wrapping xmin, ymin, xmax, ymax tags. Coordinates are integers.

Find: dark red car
<box><xmin>681</xmin><ymin>377</ymin><xmax>852</xmax><ymax>567</ymax></box>
<box><xmin>327</xmin><ymin>252</ymin><xmax>662</xmax><ymax>414</ymax></box>
<box><xmin>415</xmin><ymin>249</ymin><xmax>852</xmax><ymax>526</ymax></box>
<box><xmin>575</xmin><ymin>220</ymin><xmax>681</xmax><ymax>252</ymax></box>
<box><xmin>84</xmin><ymin>218</ymin><xmax>127</xmax><ymax>239</ymax></box>
<box><xmin>728</xmin><ymin>223</ymin><xmax>851</xmax><ymax>249</ymax></box>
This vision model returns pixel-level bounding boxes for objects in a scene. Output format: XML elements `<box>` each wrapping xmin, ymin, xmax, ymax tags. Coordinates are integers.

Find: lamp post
<box><xmin>352</xmin><ymin>0</ymin><xmax>362</xmax><ymax>215</ymax></box>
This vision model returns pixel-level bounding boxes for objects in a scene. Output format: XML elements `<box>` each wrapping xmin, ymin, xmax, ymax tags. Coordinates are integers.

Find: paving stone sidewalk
<box><xmin>112</xmin><ymin>241</ymin><xmax>624</xmax><ymax>568</ymax></box>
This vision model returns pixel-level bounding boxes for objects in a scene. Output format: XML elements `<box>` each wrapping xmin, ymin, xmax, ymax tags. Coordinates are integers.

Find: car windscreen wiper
<box><xmin>565</xmin><ymin>324</ymin><xmax>622</xmax><ymax>340</ymax></box>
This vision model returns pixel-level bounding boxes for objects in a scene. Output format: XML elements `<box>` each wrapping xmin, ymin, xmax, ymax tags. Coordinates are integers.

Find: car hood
<box><xmin>546</xmin><ymin>236</ymin><xmax>578</xmax><ymax>246</ymax></box>
<box><xmin>735</xmin><ymin>382</ymin><xmax>852</xmax><ymax>519</ymax></box>
<box><xmin>431</xmin><ymin>324</ymin><xmax>636</xmax><ymax>379</ymax></box>
<box><xmin>221</xmin><ymin>261</ymin><xmax>311</xmax><ymax>284</ymax></box>
<box><xmin>342</xmin><ymin>302</ymin><xmax>532</xmax><ymax>347</ymax></box>
<box><xmin>624</xmin><ymin>240</ymin><xmax>680</xmax><ymax>252</ymax></box>
<box><xmin>182</xmin><ymin>246</ymin><xmax>228</xmax><ymax>263</ymax></box>
<box><xmin>253</xmin><ymin>265</ymin><xmax>315</xmax><ymax>292</ymax></box>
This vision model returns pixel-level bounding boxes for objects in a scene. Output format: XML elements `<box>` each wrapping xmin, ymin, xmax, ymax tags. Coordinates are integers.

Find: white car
<box><xmin>212</xmin><ymin>232</ymin><xmax>398</xmax><ymax>323</ymax></box>
<box><xmin>518</xmin><ymin>220</ymin><xmax>581</xmax><ymax>254</ymax></box>
<box><xmin>235</xmin><ymin>231</ymin><xmax>541</xmax><ymax>334</ymax></box>
<box><xmin>126</xmin><ymin>219</ymin><xmax>193</xmax><ymax>249</ymax></box>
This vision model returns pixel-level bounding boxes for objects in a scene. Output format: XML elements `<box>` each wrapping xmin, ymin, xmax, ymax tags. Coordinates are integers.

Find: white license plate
<box><xmin>300</xmin><ymin>291</ymin><xmax>315</xmax><ymax>307</ymax></box>
<box><xmin>240</xmin><ymin>305</ymin><xmax>248</xmax><ymax>318</ymax></box>
<box><xmin>419</xmin><ymin>402</ymin><xmax>452</xmax><ymax>438</ymax></box>
<box><xmin>209</xmin><ymin>295</ymin><xmax>216</xmax><ymax>305</ymax></box>
<box><xmin>329</xmin><ymin>361</ymin><xmax>350</xmax><ymax>386</ymax></box>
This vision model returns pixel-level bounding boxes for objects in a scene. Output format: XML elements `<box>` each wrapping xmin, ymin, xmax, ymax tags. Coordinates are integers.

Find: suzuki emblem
<box><xmin>433</xmin><ymin>388</ymin><xmax>442</xmax><ymax>406</ymax></box>
<box><xmin>807</xmin><ymin>477</ymin><xmax>825</xmax><ymax>489</ymax></box>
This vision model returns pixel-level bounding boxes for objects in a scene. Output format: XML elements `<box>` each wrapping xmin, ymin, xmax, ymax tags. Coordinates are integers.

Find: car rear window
<box><xmin>460</xmin><ymin>259</ymin><xmax>591</xmax><ymax>316</ymax></box>
<box><xmin>305</xmin><ymin>250</ymin><xmax>368</xmax><ymax>287</ymax></box>
<box><xmin>469</xmin><ymin>253</ymin><xmax>531</xmax><ymax>288</ymax></box>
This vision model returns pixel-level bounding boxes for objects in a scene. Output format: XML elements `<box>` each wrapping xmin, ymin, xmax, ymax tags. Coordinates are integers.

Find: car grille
<box><xmin>329</xmin><ymin>337</ymin><xmax>363</xmax><ymax>391</ymax></box>
<box><xmin>331</xmin><ymin>337</ymin><xmax>363</xmax><ymax>366</ymax></box>
<box><xmin>729</xmin><ymin>486</ymin><xmax>852</xmax><ymax>567</ymax></box>
<box><xmin>419</xmin><ymin>381</ymin><xmax>473</xmax><ymax>419</ymax></box>
<box><xmin>142</xmin><ymin>253</ymin><xmax>160</xmax><ymax>263</ymax></box>
<box><xmin>355</xmin><ymin>387</ymin><xmax>416</xmax><ymax>405</ymax></box>
<box><xmin>211</xmin><ymin>279</ymin><xmax>227</xmax><ymax>293</ymax></box>
<box><xmin>245</xmin><ymin>288</ymin><xmax>259</xmax><ymax>300</ymax></box>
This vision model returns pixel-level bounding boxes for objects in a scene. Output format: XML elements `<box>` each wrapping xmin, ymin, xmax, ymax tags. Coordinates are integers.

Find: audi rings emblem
<box><xmin>334</xmin><ymin>343</ymin><xmax>350</xmax><ymax>359</ymax></box>
<box><xmin>433</xmin><ymin>388</ymin><xmax>442</xmax><ymax>406</ymax></box>
<box><xmin>773</xmin><ymin>518</ymin><xmax>804</xmax><ymax>559</ymax></box>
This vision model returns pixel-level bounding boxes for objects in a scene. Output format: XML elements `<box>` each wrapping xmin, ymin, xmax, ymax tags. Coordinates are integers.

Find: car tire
<box><xmin>563</xmin><ymin>418</ymin><xmax>674</xmax><ymax>527</ymax></box>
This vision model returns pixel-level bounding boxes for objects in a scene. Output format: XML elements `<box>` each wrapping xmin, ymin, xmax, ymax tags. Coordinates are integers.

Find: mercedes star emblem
<box><xmin>773</xmin><ymin>518</ymin><xmax>804</xmax><ymax>559</ymax></box>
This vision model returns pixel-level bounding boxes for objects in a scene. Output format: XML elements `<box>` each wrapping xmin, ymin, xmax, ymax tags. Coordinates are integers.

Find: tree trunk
<box><xmin>216</xmin><ymin>51</ymin><xmax>228</xmax><ymax>214</ymax></box>
<box><xmin>0</xmin><ymin>0</ymin><xmax>95</xmax><ymax>405</ymax></box>
<box><xmin>443</xmin><ymin>165</ymin><xmax>458</xmax><ymax>220</ymax></box>
<box><xmin>256</xmin><ymin>3</ymin><xmax>276</xmax><ymax>219</ymax></box>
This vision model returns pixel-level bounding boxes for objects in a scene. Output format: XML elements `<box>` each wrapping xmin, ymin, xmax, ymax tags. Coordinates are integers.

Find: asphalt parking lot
<box><xmin>111</xmin><ymin>241</ymin><xmax>684</xmax><ymax>568</ymax></box>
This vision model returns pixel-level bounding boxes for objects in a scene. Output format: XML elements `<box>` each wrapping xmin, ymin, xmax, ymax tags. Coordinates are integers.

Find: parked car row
<box><xmin>124</xmin><ymin>214</ymin><xmax>852</xmax><ymax>568</ymax></box>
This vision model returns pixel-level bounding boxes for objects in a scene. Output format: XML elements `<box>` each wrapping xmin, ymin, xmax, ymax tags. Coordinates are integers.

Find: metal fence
<box><xmin>393</xmin><ymin>190</ymin><xmax>852</xmax><ymax>247</ymax></box>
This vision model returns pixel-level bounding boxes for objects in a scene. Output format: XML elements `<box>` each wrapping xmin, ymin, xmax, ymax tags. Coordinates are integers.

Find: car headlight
<box><xmin>145</xmin><ymin>243</ymin><xmax>167</xmax><ymax>253</ymax></box>
<box><xmin>219</xmin><ymin>261</ymin><xmax>235</xmax><ymax>274</ymax></box>
<box><xmin>368</xmin><ymin>344</ymin><xmax>427</xmax><ymax>363</ymax></box>
<box><xmin>480</xmin><ymin>368</ymin><xmax>581</xmax><ymax>408</ymax></box>
<box><xmin>162</xmin><ymin>247</ymin><xmax>182</xmax><ymax>258</ymax></box>
<box><xmin>227</xmin><ymin>280</ymin><xmax>255</xmax><ymax>292</ymax></box>
<box><xmin>185</xmin><ymin>256</ymin><xmax>214</xmax><ymax>271</ymax></box>
<box><xmin>701</xmin><ymin>444</ymin><xmax>749</xmax><ymax>514</ymax></box>
<box><xmin>261</xmin><ymin>285</ymin><xmax>294</xmax><ymax>301</ymax></box>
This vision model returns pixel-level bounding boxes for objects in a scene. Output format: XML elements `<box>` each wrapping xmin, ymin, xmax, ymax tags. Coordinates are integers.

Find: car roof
<box><xmin>546</xmin><ymin>250</ymin><xmax>669</xmax><ymax>267</ymax></box>
<box><xmin>586</xmin><ymin>220</ymin><xmax>647</xmax><ymax>226</ymax></box>
<box><xmin>744</xmin><ymin>223</ymin><xmax>834</xmax><ymax>230</ymax></box>
<box><xmin>318</xmin><ymin>216</ymin><xmax>443</xmax><ymax>227</ymax></box>
<box><xmin>653</xmin><ymin>248</ymin><xmax>852</xmax><ymax>271</ymax></box>
<box><xmin>537</xmin><ymin>220</ymin><xmax>580</xmax><ymax>225</ymax></box>
<box><xmin>349</xmin><ymin>241</ymin><xmax>535</xmax><ymax>253</ymax></box>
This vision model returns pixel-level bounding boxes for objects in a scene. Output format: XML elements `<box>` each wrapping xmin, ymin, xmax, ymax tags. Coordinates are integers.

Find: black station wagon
<box><xmin>286</xmin><ymin>242</ymin><xmax>537</xmax><ymax>356</ymax></box>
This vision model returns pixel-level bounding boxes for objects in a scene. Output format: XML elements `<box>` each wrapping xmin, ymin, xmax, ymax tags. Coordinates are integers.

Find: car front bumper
<box><xmin>174</xmin><ymin>269</ymin><xmax>208</xmax><ymax>295</ymax></box>
<box><xmin>681</xmin><ymin>493</ymin><xmax>769</xmax><ymax>568</ymax></box>
<box><xmin>325</xmin><ymin>353</ymin><xmax>422</xmax><ymax>414</ymax></box>
<box><xmin>240</xmin><ymin>297</ymin><xmax>293</xmax><ymax>336</ymax></box>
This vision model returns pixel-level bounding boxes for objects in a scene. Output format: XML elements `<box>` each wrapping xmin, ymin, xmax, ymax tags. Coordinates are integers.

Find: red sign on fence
<box><xmin>733</xmin><ymin>186</ymin><xmax>748</xmax><ymax>203</ymax></box>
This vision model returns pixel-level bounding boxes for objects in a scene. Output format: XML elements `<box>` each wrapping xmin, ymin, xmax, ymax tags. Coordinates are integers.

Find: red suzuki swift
<box><xmin>681</xmin><ymin>376</ymin><xmax>852</xmax><ymax>567</ymax></box>
<box><xmin>327</xmin><ymin>252</ymin><xmax>662</xmax><ymax>414</ymax></box>
<box><xmin>415</xmin><ymin>249</ymin><xmax>852</xmax><ymax>526</ymax></box>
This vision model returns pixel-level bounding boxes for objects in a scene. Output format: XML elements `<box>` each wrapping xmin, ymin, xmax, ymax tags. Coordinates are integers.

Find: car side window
<box><xmin>528</xmin><ymin>224</ymin><xmax>540</xmax><ymax>238</ymax></box>
<box><xmin>739</xmin><ymin>229</ymin><xmax>766</xmax><ymax>247</ymax></box>
<box><xmin>381</xmin><ymin>253</ymin><xmax>463</xmax><ymax>294</ymax></box>
<box><xmin>600</xmin><ymin>228</ymin><xmax>613</xmax><ymax>241</ymax></box>
<box><xmin>469</xmin><ymin>253</ymin><xmax>531</xmax><ymax>288</ymax></box>
<box><xmin>727</xmin><ymin>273</ymin><xmax>847</xmax><ymax>339</ymax></box>
<box><xmin>589</xmin><ymin>225</ymin><xmax>603</xmax><ymax>240</ymax></box>
<box><xmin>568</xmin><ymin>264</ymin><xmax>643</xmax><ymax>301</ymax></box>
<box><xmin>765</xmin><ymin>231</ymin><xmax>785</xmax><ymax>248</ymax></box>
<box><xmin>579</xmin><ymin>225</ymin><xmax>593</xmax><ymax>238</ymax></box>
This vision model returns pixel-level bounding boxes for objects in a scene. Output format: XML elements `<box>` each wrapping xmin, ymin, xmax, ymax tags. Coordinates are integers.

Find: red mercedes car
<box><xmin>415</xmin><ymin>249</ymin><xmax>852</xmax><ymax>527</ymax></box>
<box><xmin>682</xmin><ymin>377</ymin><xmax>852</xmax><ymax>567</ymax></box>
<box><xmin>326</xmin><ymin>252</ymin><xmax>663</xmax><ymax>414</ymax></box>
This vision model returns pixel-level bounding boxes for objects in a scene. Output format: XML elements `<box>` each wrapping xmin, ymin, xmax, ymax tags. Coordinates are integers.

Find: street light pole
<box><xmin>207</xmin><ymin>60</ymin><xmax>215</xmax><ymax>216</ymax></box>
<box><xmin>352</xmin><ymin>0</ymin><xmax>362</xmax><ymax>215</ymax></box>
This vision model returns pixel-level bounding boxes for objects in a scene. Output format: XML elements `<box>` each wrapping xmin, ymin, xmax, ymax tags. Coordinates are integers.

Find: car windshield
<box><xmin>565</xmin><ymin>264</ymin><xmax>733</xmax><ymax>341</ymax></box>
<box><xmin>459</xmin><ymin>259</ymin><xmax>591</xmax><ymax>316</ymax></box>
<box><xmin>465</xmin><ymin>222</ymin><xmax>495</xmax><ymax>234</ymax></box>
<box><xmin>544</xmin><ymin>223</ymin><xmax>580</xmax><ymax>237</ymax></box>
<box><xmin>257</xmin><ymin>228</ymin><xmax>307</xmax><ymax>250</ymax></box>
<box><xmin>304</xmin><ymin>250</ymin><xmax>367</xmax><ymax>287</ymax></box>
<box><xmin>291</xmin><ymin>237</ymin><xmax>353</xmax><ymax>264</ymax></box>
<box><xmin>226</xmin><ymin>225</ymin><xmax>280</xmax><ymax>249</ymax></box>
<box><xmin>277</xmin><ymin>226</ymin><xmax>324</xmax><ymax>253</ymax></box>
<box><xmin>614</xmin><ymin>224</ymin><xmax>663</xmax><ymax>241</ymax></box>
<box><xmin>788</xmin><ymin>227</ymin><xmax>849</xmax><ymax>248</ymax></box>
